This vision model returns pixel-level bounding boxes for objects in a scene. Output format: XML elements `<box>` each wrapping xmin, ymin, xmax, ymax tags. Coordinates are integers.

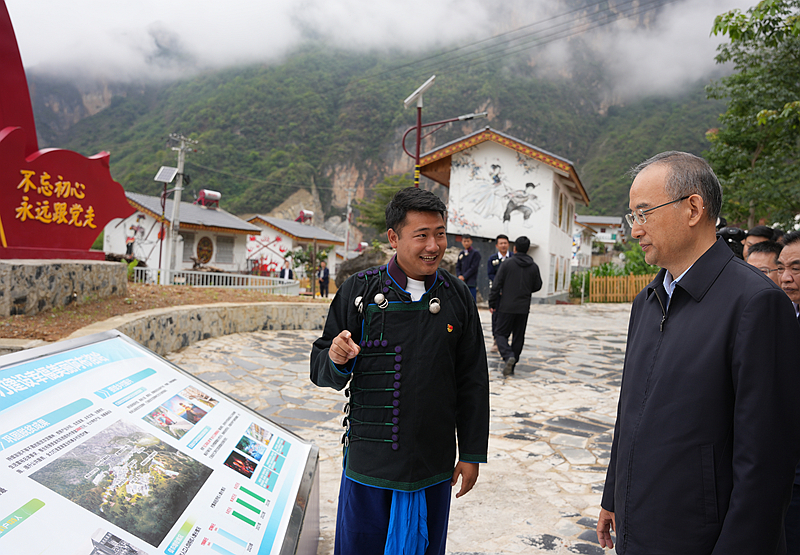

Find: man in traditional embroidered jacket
<box><xmin>310</xmin><ymin>187</ymin><xmax>490</xmax><ymax>555</ymax></box>
<box><xmin>596</xmin><ymin>152</ymin><xmax>800</xmax><ymax>554</ymax></box>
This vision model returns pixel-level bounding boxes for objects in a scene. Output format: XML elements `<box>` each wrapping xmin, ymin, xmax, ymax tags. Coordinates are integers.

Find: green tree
<box><xmin>707</xmin><ymin>0</ymin><xmax>800</xmax><ymax>228</ymax></box>
<box><xmin>355</xmin><ymin>174</ymin><xmax>413</xmax><ymax>237</ymax></box>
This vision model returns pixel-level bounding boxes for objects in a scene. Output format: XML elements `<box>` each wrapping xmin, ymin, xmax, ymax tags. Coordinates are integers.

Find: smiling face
<box><xmin>387</xmin><ymin>210</ymin><xmax>447</xmax><ymax>280</ymax></box>
<box><xmin>628</xmin><ymin>164</ymin><xmax>691</xmax><ymax>275</ymax></box>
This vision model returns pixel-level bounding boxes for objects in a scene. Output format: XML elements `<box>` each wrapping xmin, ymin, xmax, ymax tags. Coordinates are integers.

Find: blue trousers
<box><xmin>334</xmin><ymin>473</ymin><xmax>452</xmax><ymax>555</ymax></box>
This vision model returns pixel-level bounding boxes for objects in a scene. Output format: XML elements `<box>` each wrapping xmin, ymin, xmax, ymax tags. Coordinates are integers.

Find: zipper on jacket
<box><xmin>654</xmin><ymin>289</ymin><xmax>667</xmax><ymax>332</ymax></box>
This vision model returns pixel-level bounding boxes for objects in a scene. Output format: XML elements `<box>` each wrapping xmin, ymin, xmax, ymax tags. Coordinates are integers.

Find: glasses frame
<box><xmin>626</xmin><ymin>195</ymin><xmax>692</xmax><ymax>227</ymax></box>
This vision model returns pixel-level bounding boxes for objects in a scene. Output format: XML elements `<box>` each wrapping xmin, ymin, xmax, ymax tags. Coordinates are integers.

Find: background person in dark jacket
<box><xmin>317</xmin><ymin>260</ymin><xmax>329</xmax><ymax>297</ymax></box>
<box><xmin>487</xmin><ymin>234</ymin><xmax>512</xmax><ymax>347</ymax></box>
<box><xmin>596</xmin><ymin>151</ymin><xmax>800</xmax><ymax>554</ymax></box>
<box><xmin>488</xmin><ymin>236</ymin><xmax>542</xmax><ymax>376</ymax></box>
<box><xmin>456</xmin><ymin>234</ymin><xmax>481</xmax><ymax>301</ymax></box>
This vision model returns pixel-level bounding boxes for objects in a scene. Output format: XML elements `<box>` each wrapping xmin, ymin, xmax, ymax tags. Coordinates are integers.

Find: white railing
<box><xmin>132</xmin><ymin>267</ymin><xmax>300</xmax><ymax>295</ymax></box>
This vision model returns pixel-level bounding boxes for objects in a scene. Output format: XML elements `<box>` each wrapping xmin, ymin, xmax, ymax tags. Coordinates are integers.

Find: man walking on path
<box><xmin>456</xmin><ymin>234</ymin><xmax>481</xmax><ymax>301</ymax></box>
<box><xmin>597</xmin><ymin>151</ymin><xmax>800</xmax><ymax>554</ymax></box>
<box><xmin>310</xmin><ymin>187</ymin><xmax>489</xmax><ymax>555</ymax></box>
<box><xmin>488</xmin><ymin>235</ymin><xmax>542</xmax><ymax>376</ymax></box>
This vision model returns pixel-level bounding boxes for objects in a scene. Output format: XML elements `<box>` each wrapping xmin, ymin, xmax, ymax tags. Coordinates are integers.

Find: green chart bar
<box><xmin>238</xmin><ymin>486</ymin><xmax>266</xmax><ymax>504</ymax></box>
<box><xmin>235</xmin><ymin>497</ymin><xmax>260</xmax><ymax>514</ymax></box>
<box><xmin>232</xmin><ymin>511</ymin><xmax>256</xmax><ymax>527</ymax></box>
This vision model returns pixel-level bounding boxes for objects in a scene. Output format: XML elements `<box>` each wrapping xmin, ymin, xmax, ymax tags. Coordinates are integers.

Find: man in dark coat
<box><xmin>488</xmin><ymin>235</ymin><xmax>542</xmax><ymax>376</ymax></box>
<box><xmin>456</xmin><ymin>234</ymin><xmax>481</xmax><ymax>301</ymax></box>
<box><xmin>310</xmin><ymin>187</ymin><xmax>489</xmax><ymax>555</ymax></box>
<box><xmin>487</xmin><ymin>234</ymin><xmax>512</xmax><ymax>346</ymax></box>
<box><xmin>596</xmin><ymin>151</ymin><xmax>800</xmax><ymax>554</ymax></box>
<box><xmin>278</xmin><ymin>259</ymin><xmax>294</xmax><ymax>280</ymax></box>
<box><xmin>317</xmin><ymin>260</ymin><xmax>330</xmax><ymax>297</ymax></box>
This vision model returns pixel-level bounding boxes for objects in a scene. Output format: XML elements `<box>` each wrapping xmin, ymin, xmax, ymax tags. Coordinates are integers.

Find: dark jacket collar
<box><xmin>646</xmin><ymin>237</ymin><xmax>732</xmax><ymax>303</ymax></box>
<box><xmin>387</xmin><ymin>255</ymin><xmax>438</xmax><ymax>291</ymax></box>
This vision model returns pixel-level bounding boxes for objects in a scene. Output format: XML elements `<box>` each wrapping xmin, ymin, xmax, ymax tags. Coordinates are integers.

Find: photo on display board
<box><xmin>29</xmin><ymin>420</ymin><xmax>213</xmax><ymax>547</ymax></box>
<box><xmin>161</xmin><ymin>394</ymin><xmax>208</xmax><ymax>425</ymax></box>
<box><xmin>178</xmin><ymin>385</ymin><xmax>219</xmax><ymax>411</ymax></box>
<box><xmin>71</xmin><ymin>528</ymin><xmax>150</xmax><ymax>555</ymax></box>
<box><xmin>223</xmin><ymin>450</ymin><xmax>258</xmax><ymax>479</ymax></box>
<box><xmin>236</xmin><ymin>435</ymin><xmax>267</xmax><ymax>462</ymax></box>
<box><xmin>246</xmin><ymin>422</ymin><xmax>273</xmax><ymax>446</ymax></box>
<box><xmin>142</xmin><ymin>405</ymin><xmax>193</xmax><ymax>440</ymax></box>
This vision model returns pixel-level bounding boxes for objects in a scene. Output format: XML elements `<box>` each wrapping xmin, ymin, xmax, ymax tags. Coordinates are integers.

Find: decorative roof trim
<box><xmin>127</xmin><ymin>198</ymin><xmax>252</xmax><ymax>234</ymax></box>
<box><xmin>250</xmin><ymin>217</ymin><xmax>344</xmax><ymax>246</ymax></box>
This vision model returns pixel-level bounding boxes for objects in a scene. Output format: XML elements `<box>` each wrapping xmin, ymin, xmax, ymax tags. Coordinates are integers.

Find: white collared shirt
<box><xmin>663</xmin><ymin>264</ymin><xmax>693</xmax><ymax>310</ymax></box>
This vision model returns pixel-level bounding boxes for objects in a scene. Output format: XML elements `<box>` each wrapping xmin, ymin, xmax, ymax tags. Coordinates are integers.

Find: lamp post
<box><xmin>402</xmin><ymin>75</ymin><xmax>487</xmax><ymax>187</ymax></box>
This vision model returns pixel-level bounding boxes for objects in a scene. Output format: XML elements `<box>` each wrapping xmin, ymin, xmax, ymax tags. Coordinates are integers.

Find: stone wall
<box><xmin>0</xmin><ymin>260</ymin><xmax>127</xmax><ymax>316</ymax></box>
<box><xmin>67</xmin><ymin>302</ymin><xmax>329</xmax><ymax>355</ymax></box>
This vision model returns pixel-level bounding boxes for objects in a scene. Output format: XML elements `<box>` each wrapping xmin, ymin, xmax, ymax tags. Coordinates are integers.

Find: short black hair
<box><xmin>462</xmin><ymin>234</ymin><xmax>472</xmax><ymax>240</ymax></box>
<box><xmin>385</xmin><ymin>187</ymin><xmax>447</xmax><ymax>233</ymax></box>
<box><xmin>747</xmin><ymin>225</ymin><xmax>775</xmax><ymax>240</ymax></box>
<box><xmin>514</xmin><ymin>236</ymin><xmax>531</xmax><ymax>254</ymax></box>
<box><xmin>495</xmin><ymin>234</ymin><xmax>509</xmax><ymax>243</ymax></box>
<box><xmin>630</xmin><ymin>151</ymin><xmax>722</xmax><ymax>222</ymax></box>
<box><xmin>783</xmin><ymin>230</ymin><xmax>800</xmax><ymax>247</ymax></box>
<box><xmin>746</xmin><ymin>240</ymin><xmax>782</xmax><ymax>263</ymax></box>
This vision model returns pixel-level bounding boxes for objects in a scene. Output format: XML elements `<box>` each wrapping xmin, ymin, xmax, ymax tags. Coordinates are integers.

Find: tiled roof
<box><xmin>126</xmin><ymin>192</ymin><xmax>260</xmax><ymax>233</ymax></box>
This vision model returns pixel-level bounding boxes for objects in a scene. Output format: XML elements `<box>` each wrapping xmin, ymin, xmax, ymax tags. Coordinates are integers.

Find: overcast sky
<box><xmin>5</xmin><ymin>0</ymin><xmax>754</xmax><ymax>96</ymax></box>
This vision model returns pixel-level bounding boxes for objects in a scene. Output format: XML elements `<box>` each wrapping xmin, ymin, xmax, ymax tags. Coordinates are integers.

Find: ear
<box><xmin>387</xmin><ymin>228</ymin><xmax>399</xmax><ymax>249</ymax></box>
<box><xmin>686</xmin><ymin>194</ymin><xmax>706</xmax><ymax>227</ymax></box>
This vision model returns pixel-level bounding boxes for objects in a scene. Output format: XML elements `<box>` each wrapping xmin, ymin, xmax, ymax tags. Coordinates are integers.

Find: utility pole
<box><xmin>163</xmin><ymin>133</ymin><xmax>198</xmax><ymax>283</ymax></box>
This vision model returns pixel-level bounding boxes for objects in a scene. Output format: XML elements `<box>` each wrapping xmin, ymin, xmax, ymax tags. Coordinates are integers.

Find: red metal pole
<box><xmin>415</xmin><ymin>105</ymin><xmax>422</xmax><ymax>187</ymax></box>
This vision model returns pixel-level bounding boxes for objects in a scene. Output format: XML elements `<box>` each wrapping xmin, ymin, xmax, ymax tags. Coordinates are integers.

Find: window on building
<box><xmin>565</xmin><ymin>202</ymin><xmax>574</xmax><ymax>234</ymax></box>
<box><xmin>549</xmin><ymin>254</ymin><xmax>557</xmax><ymax>294</ymax></box>
<box><xmin>217</xmin><ymin>236</ymin><xmax>234</xmax><ymax>264</ymax></box>
<box><xmin>552</xmin><ymin>184</ymin><xmax>560</xmax><ymax>225</ymax></box>
<box><xmin>558</xmin><ymin>193</ymin><xmax>564</xmax><ymax>229</ymax></box>
<box><xmin>562</xmin><ymin>257</ymin><xmax>569</xmax><ymax>291</ymax></box>
<box><xmin>181</xmin><ymin>232</ymin><xmax>195</xmax><ymax>262</ymax></box>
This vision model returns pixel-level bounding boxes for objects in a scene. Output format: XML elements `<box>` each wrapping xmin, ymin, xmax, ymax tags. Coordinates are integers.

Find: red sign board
<box><xmin>0</xmin><ymin>1</ymin><xmax>134</xmax><ymax>259</ymax></box>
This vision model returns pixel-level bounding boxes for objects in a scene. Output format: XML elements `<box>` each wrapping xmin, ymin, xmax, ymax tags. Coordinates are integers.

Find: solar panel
<box><xmin>153</xmin><ymin>166</ymin><xmax>178</xmax><ymax>183</ymax></box>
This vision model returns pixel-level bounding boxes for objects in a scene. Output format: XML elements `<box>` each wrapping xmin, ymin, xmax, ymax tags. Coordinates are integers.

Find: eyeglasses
<box><xmin>625</xmin><ymin>195</ymin><xmax>691</xmax><ymax>226</ymax></box>
<box><xmin>777</xmin><ymin>264</ymin><xmax>800</xmax><ymax>277</ymax></box>
<box><xmin>758</xmin><ymin>267</ymin><xmax>779</xmax><ymax>275</ymax></box>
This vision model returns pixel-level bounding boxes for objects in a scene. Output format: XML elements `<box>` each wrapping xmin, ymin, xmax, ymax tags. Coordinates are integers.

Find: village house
<box><xmin>104</xmin><ymin>191</ymin><xmax>260</xmax><ymax>272</ymax></box>
<box><xmin>246</xmin><ymin>215</ymin><xmax>345</xmax><ymax>280</ymax></box>
<box><xmin>419</xmin><ymin>127</ymin><xmax>590</xmax><ymax>303</ymax></box>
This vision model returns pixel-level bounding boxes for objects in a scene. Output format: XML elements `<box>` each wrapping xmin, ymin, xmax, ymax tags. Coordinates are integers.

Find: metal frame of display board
<box><xmin>0</xmin><ymin>329</ymin><xmax>319</xmax><ymax>555</ymax></box>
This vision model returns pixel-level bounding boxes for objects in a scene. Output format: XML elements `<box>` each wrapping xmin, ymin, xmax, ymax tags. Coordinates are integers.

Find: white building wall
<box><xmin>105</xmin><ymin>212</ymin><xmax>249</xmax><ymax>272</ymax></box>
<box><xmin>247</xmin><ymin>226</ymin><xmax>296</xmax><ymax>275</ymax></box>
<box><xmin>447</xmin><ymin>142</ymin><xmax>576</xmax><ymax>300</ymax></box>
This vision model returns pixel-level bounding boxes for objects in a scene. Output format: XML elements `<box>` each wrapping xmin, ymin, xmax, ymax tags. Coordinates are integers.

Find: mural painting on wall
<box><xmin>448</xmin><ymin>147</ymin><xmax>544</xmax><ymax>239</ymax></box>
<box><xmin>247</xmin><ymin>234</ymin><xmax>287</xmax><ymax>274</ymax></box>
<box><xmin>0</xmin><ymin>1</ymin><xmax>135</xmax><ymax>260</ymax></box>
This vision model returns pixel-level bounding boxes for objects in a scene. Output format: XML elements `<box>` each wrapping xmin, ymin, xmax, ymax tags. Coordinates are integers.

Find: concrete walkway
<box><xmin>167</xmin><ymin>303</ymin><xmax>631</xmax><ymax>555</ymax></box>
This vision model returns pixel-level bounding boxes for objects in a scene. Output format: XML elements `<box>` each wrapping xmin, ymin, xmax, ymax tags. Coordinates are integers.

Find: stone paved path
<box><xmin>167</xmin><ymin>303</ymin><xmax>631</xmax><ymax>555</ymax></box>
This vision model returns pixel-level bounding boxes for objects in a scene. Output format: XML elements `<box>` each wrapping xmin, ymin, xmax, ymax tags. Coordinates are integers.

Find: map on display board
<box><xmin>0</xmin><ymin>331</ymin><xmax>316</xmax><ymax>555</ymax></box>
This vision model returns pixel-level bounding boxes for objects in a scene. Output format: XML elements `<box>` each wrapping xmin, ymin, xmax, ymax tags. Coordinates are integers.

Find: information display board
<box><xmin>0</xmin><ymin>330</ymin><xmax>318</xmax><ymax>555</ymax></box>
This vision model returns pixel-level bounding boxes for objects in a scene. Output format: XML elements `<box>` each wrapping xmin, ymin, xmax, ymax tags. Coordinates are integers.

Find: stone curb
<box><xmin>64</xmin><ymin>301</ymin><xmax>330</xmax><ymax>356</ymax></box>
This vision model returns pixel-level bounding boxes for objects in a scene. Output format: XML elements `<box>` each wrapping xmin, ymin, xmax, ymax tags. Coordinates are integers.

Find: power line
<box><xmin>185</xmin><ymin>160</ymin><xmax>340</xmax><ymax>191</ymax></box>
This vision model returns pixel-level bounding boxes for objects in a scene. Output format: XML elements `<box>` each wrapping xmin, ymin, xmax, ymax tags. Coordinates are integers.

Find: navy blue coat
<box><xmin>487</xmin><ymin>252</ymin><xmax>511</xmax><ymax>285</ymax></box>
<box><xmin>456</xmin><ymin>248</ymin><xmax>481</xmax><ymax>286</ymax></box>
<box><xmin>602</xmin><ymin>238</ymin><xmax>800</xmax><ymax>554</ymax></box>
